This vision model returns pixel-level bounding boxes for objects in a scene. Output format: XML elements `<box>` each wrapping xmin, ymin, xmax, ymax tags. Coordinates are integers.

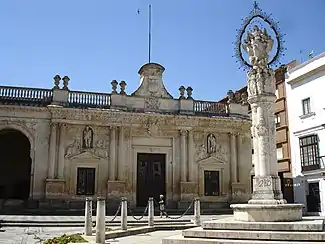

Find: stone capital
<box><xmin>180</xmin><ymin>129</ymin><xmax>188</xmax><ymax>136</ymax></box>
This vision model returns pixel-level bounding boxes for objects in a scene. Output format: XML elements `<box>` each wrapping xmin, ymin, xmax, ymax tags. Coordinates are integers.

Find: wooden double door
<box><xmin>136</xmin><ymin>153</ymin><xmax>166</xmax><ymax>207</ymax></box>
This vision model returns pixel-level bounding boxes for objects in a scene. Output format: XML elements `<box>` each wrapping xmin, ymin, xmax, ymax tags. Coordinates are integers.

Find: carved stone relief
<box><xmin>65</xmin><ymin>125</ymin><xmax>109</xmax><ymax>159</ymax></box>
<box><xmin>144</xmin><ymin>97</ymin><xmax>160</xmax><ymax>110</ymax></box>
<box><xmin>194</xmin><ymin>132</ymin><xmax>229</xmax><ymax>162</ymax></box>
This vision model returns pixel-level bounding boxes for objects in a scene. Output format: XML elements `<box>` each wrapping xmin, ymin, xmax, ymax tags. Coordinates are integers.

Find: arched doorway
<box><xmin>0</xmin><ymin>129</ymin><xmax>32</xmax><ymax>200</ymax></box>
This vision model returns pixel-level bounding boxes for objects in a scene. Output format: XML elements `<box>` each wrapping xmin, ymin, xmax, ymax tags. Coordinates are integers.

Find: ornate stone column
<box><xmin>187</xmin><ymin>130</ymin><xmax>195</xmax><ymax>182</ymax></box>
<box><xmin>57</xmin><ymin>123</ymin><xmax>66</xmax><ymax>179</ymax></box>
<box><xmin>48</xmin><ymin>122</ymin><xmax>58</xmax><ymax>179</ymax></box>
<box><xmin>231</xmin><ymin>22</ymin><xmax>303</xmax><ymax>223</ymax></box>
<box><xmin>109</xmin><ymin>126</ymin><xmax>117</xmax><ymax>181</ymax></box>
<box><xmin>230</xmin><ymin>132</ymin><xmax>237</xmax><ymax>183</ymax></box>
<box><xmin>117</xmin><ymin>126</ymin><xmax>124</xmax><ymax>181</ymax></box>
<box><xmin>180</xmin><ymin>130</ymin><xmax>187</xmax><ymax>182</ymax></box>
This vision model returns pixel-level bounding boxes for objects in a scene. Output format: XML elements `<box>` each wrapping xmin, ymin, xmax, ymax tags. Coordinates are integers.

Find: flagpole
<box><xmin>148</xmin><ymin>4</ymin><xmax>152</xmax><ymax>63</ymax></box>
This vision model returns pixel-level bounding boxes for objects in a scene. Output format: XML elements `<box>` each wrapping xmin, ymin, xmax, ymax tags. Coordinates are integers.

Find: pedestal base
<box><xmin>45</xmin><ymin>179</ymin><xmax>65</xmax><ymax>198</ymax></box>
<box><xmin>180</xmin><ymin>181</ymin><xmax>197</xmax><ymax>201</ymax></box>
<box><xmin>231</xmin><ymin>182</ymin><xmax>250</xmax><ymax>203</ymax></box>
<box><xmin>230</xmin><ymin>203</ymin><xmax>304</xmax><ymax>222</ymax></box>
<box><xmin>107</xmin><ymin>181</ymin><xmax>126</xmax><ymax>199</ymax></box>
<box><xmin>250</xmin><ymin>176</ymin><xmax>285</xmax><ymax>203</ymax></box>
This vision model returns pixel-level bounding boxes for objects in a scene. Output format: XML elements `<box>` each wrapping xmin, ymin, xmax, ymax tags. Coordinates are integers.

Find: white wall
<box><xmin>286</xmin><ymin>52</ymin><xmax>325</xmax><ymax>213</ymax></box>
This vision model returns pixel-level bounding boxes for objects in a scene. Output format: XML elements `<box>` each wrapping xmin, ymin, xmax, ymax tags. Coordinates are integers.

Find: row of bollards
<box><xmin>84</xmin><ymin>196</ymin><xmax>201</xmax><ymax>244</ymax></box>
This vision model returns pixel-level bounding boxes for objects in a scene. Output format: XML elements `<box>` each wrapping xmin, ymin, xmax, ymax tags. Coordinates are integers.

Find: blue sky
<box><xmin>1</xmin><ymin>0</ymin><xmax>324</xmax><ymax>101</ymax></box>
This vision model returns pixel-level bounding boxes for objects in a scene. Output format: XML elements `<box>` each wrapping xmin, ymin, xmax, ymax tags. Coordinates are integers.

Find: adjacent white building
<box><xmin>286</xmin><ymin>52</ymin><xmax>325</xmax><ymax>215</ymax></box>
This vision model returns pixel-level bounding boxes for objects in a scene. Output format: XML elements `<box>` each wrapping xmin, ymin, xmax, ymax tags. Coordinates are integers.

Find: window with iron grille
<box><xmin>300</xmin><ymin>135</ymin><xmax>320</xmax><ymax>171</ymax></box>
<box><xmin>302</xmin><ymin>98</ymin><xmax>311</xmax><ymax>115</ymax></box>
<box><xmin>204</xmin><ymin>171</ymin><xmax>220</xmax><ymax>196</ymax></box>
<box><xmin>77</xmin><ymin>167</ymin><xmax>96</xmax><ymax>195</ymax></box>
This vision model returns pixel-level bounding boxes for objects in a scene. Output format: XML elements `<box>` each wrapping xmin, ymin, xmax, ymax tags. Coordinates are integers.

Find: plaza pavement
<box><xmin>0</xmin><ymin>215</ymin><xmax>229</xmax><ymax>243</ymax></box>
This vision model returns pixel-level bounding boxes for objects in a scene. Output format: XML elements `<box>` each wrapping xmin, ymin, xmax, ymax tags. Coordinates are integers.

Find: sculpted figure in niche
<box><xmin>83</xmin><ymin>126</ymin><xmax>93</xmax><ymax>149</ymax></box>
<box><xmin>207</xmin><ymin>134</ymin><xmax>216</xmax><ymax>154</ymax></box>
<box><xmin>65</xmin><ymin>139</ymin><xmax>81</xmax><ymax>157</ymax></box>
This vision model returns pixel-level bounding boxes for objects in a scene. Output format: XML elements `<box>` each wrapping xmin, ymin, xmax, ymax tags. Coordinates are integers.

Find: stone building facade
<box><xmin>0</xmin><ymin>63</ymin><xmax>252</xmax><ymax>210</ymax></box>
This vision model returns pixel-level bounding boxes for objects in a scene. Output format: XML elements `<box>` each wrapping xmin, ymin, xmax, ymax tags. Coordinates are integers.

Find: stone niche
<box><xmin>64</xmin><ymin>125</ymin><xmax>109</xmax><ymax>198</ymax></box>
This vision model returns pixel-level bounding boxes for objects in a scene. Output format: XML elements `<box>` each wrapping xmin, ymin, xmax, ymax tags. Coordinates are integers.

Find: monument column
<box><xmin>117</xmin><ymin>126</ymin><xmax>124</xmax><ymax>181</ymax></box>
<box><xmin>180</xmin><ymin>130</ymin><xmax>187</xmax><ymax>182</ymax></box>
<box><xmin>109</xmin><ymin>126</ymin><xmax>117</xmax><ymax>181</ymax></box>
<box><xmin>48</xmin><ymin>122</ymin><xmax>58</xmax><ymax>179</ymax></box>
<box><xmin>230</xmin><ymin>132</ymin><xmax>237</xmax><ymax>183</ymax></box>
<box><xmin>57</xmin><ymin>123</ymin><xmax>66</xmax><ymax>179</ymax></box>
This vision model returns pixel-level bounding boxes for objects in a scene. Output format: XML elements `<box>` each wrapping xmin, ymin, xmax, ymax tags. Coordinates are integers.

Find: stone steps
<box><xmin>162</xmin><ymin>217</ymin><xmax>325</xmax><ymax>243</ymax></box>
<box><xmin>182</xmin><ymin>227</ymin><xmax>325</xmax><ymax>241</ymax></box>
<box><xmin>162</xmin><ymin>235</ymin><xmax>325</xmax><ymax>244</ymax></box>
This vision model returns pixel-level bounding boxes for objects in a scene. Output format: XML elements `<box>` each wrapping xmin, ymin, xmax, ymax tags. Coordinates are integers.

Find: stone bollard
<box><xmin>95</xmin><ymin>197</ymin><xmax>106</xmax><ymax>244</ymax></box>
<box><xmin>148</xmin><ymin>197</ymin><xmax>154</xmax><ymax>227</ymax></box>
<box><xmin>194</xmin><ymin>197</ymin><xmax>201</xmax><ymax>226</ymax></box>
<box><xmin>121</xmin><ymin>197</ymin><xmax>128</xmax><ymax>230</ymax></box>
<box><xmin>84</xmin><ymin>197</ymin><xmax>93</xmax><ymax>236</ymax></box>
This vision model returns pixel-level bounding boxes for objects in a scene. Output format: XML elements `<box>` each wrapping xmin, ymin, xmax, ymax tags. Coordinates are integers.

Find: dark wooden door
<box><xmin>307</xmin><ymin>182</ymin><xmax>321</xmax><ymax>212</ymax></box>
<box><xmin>136</xmin><ymin>153</ymin><xmax>166</xmax><ymax>207</ymax></box>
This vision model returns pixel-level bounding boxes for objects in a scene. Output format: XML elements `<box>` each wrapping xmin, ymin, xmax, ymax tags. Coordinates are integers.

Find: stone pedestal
<box><xmin>231</xmin><ymin>182</ymin><xmax>250</xmax><ymax>203</ymax></box>
<box><xmin>180</xmin><ymin>181</ymin><xmax>197</xmax><ymax>201</ymax></box>
<box><xmin>45</xmin><ymin>179</ymin><xmax>65</xmax><ymax>198</ymax></box>
<box><xmin>107</xmin><ymin>181</ymin><xmax>126</xmax><ymax>205</ymax></box>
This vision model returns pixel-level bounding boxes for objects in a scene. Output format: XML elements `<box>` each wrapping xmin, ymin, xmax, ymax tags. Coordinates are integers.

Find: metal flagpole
<box><xmin>148</xmin><ymin>4</ymin><xmax>152</xmax><ymax>63</ymax></box>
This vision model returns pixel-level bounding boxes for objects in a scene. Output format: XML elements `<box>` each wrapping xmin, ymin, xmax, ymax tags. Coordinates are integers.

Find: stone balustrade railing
<box><xmin>0</xmin><ymin>86</ymin><xmax>53</xmax><ymax>106</ymax></box>
<box><xmin>0</xmin><ymin>85</ymin><xmax>248</xmax><ymax>117</ymax></box>
<box><xmin>68</xmin><ymin>90</ymin><xmax>111</xmax><ymax>109</ymax></box>
<box><xmin>194</xmin><ymin>100</ymin><xmax>227</xmax><ymax>114</ymax></box>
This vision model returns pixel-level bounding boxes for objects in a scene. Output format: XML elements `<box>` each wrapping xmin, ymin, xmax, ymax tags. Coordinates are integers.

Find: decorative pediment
<box><xmin>197</xmin><ymin>155</ymin><xmax>227</xmax><ymax>166</ymax></box>
<box><xmin>67</xmin><ymin>150</ymin><xmax>102</xmax><ymax>160</ymax></box>
<box><xmin>131</xmin><ymin>63</ymin><xmax>173</xmax><ymax>99</ymax></box>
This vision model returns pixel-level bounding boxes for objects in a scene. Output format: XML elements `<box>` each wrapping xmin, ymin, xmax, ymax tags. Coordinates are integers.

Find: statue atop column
<box><xmin>242</xmin><ymin>25</ymin><xmax>276</xmax><ymax>97</ymax></box>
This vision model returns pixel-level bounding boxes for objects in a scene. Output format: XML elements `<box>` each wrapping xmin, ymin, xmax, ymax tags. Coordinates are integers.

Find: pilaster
<box><xmin>47</xmin><ymin>122</ymin><xmax>58</xmax><ymax>179</ymax></box>
<box><xmin>109</xmin><ymin>126</ymin><xmax>117</xmax><ymax>181</ymax></box>
<box><xmin>117</xmin><ymin>126</ymin><xmax>124</xmax><ymax>181</ymax></box>
<box><xmin>57</xmin><ymin>123</ymin><xmax>66</xmax><ymax>179</ymax></box>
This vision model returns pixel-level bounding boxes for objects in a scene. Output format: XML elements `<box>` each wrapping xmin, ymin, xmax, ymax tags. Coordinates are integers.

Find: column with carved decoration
<box><xmin>48</xmin><ymin>122</ymin><xmax>58</xmax><ymax>179</ymax></box>
<box><xmin>117</xmin><ymin>126</ymin><xmax>124</xmax><ymax>181</ymax></box>
<box><xmin>57</xmin><ymin>123</ymin><xmax>66</xmax><ymax>179</ymax></box>
<box><xmin>109</xmin><ymin>126</ymin><xmax>117</xmax><ymax>181</ymax></box>
<box><xmin>180</xmin><ymin>130</ymin><xmax>187</xmax><ymax>182</ymax></box>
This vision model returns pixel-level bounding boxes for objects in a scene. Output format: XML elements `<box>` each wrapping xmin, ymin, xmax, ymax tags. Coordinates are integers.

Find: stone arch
<box><xmin>0</xmin><ymin>123</ymin><xmax>35</xmax><ymax>200</ymax></box>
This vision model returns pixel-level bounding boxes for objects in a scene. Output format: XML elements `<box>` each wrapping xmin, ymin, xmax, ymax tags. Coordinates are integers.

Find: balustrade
<box><xmin>68</xmin><ymin>90</ymin><xmax>111</xmax><ymax>108</ymax></box>
<box><xmin>194</xmin><ymin>100</ymin><xmax>227</xmax><ymax>114</ymax></box>
<box><xmin>0</xmin><ymin>86</ymin><xmax>52</xmax><ymax>103</ymax></box>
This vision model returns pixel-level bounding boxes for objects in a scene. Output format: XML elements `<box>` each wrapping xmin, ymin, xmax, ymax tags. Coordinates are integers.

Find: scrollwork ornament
<box><xmin>234</xmin><ymin>1</ymin><xmax>285</xmax><ymax>70</ymax></box>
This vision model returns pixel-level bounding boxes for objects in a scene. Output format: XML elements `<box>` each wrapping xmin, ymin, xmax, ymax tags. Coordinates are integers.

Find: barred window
<box><xmin>300</xmin><ymin>135</ymin><xmax>320</xmax><ymax>171</ymax></box>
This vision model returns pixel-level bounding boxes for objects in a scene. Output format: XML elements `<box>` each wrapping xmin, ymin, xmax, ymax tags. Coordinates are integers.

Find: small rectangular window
<box><xmin>77</xmin><ymin>167</ymin><xmax>96</xmax><ymax>195</ymax></box>
<box><xmin>275</xmin><ymin>114</ymin><xmax>281</xmax><ymax>127</ymax></box>
<box><xmin>204</xmin><ymin>171</ymin><xmax>220</xmax><ymax>196</ymax></box>
<box><xmin>302</xmin><ymin>98</ymin><xmax>311</xmax><ymax>115</ymax></box>
<box><xmin>276</xmin><ymin>144</ymin><xmax>283</xmax><ymax>160</ymax></box>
